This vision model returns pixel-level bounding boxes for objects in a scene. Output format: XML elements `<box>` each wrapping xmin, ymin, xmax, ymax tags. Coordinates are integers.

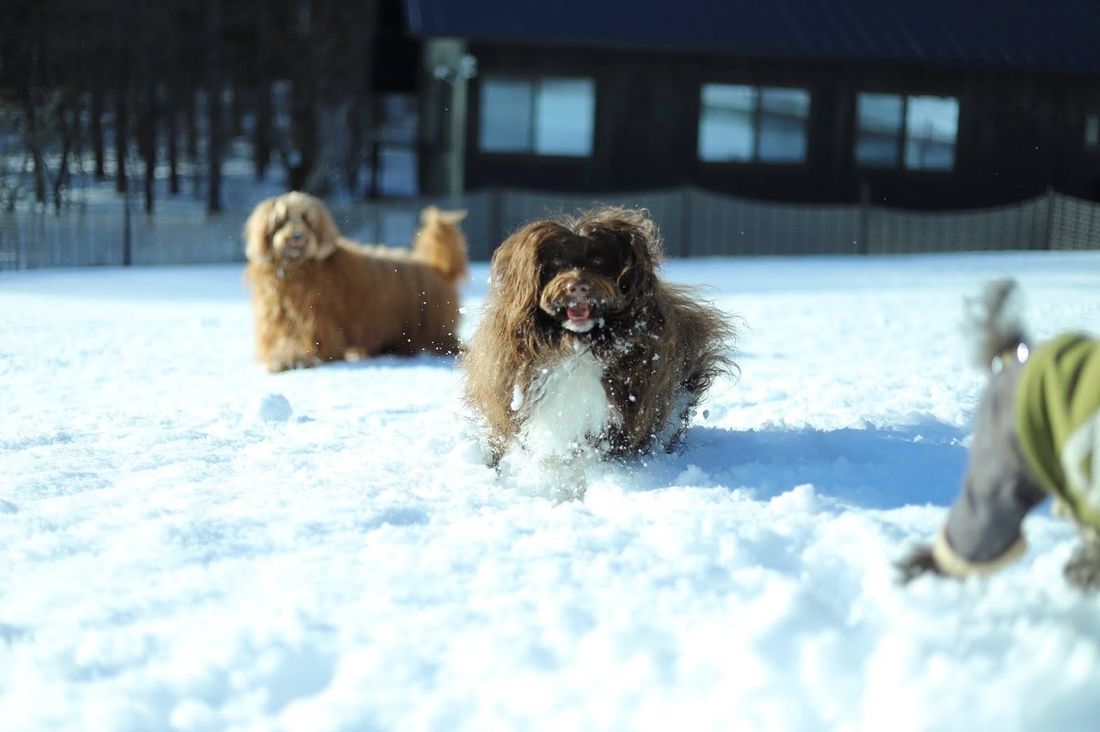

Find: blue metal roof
<box><xmin>403</xmin><ymin>0</ymin><xmax>1100</xmax><ymax>75</ymax></box>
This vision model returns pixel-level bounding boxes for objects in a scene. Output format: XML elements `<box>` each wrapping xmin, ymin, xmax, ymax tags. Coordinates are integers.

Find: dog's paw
<box><xmin>895</xmin><ymin>544</ymin><xmax>944</xmax><ymax>584</ymax></box>
<box><xmin>1063</xmin><ymin>542</ymin><xmax>1100</xmax><ymax>591</ymax></box>
<box><xmin>265</xmin><ymin>355</ymin><xmax>315</xmax><ymax>372</ymax></box>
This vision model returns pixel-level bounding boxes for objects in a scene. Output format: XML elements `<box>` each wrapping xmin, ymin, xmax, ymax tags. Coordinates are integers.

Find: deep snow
<box><xmin>2</xmin><ymin>251</ymin><xmax>1100</xmax><ymax>731</ymax></box>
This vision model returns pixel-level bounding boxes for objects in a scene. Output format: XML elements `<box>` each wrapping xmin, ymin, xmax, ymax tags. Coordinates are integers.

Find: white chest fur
<box><xmin>515</xmin><ymin>346</ymin><xmax>621</xmax><ymax>457</ymax></box>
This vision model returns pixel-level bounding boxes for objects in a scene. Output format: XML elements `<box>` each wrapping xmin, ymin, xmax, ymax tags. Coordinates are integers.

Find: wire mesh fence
<box><xmin>1</xmin><ymin>188</ymin><xmax>1098</xmax><ymax>271</ymax></box>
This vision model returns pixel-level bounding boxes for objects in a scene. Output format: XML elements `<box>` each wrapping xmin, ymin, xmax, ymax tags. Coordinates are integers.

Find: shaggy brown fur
<box><xmin>244</xmin><ymin>191</ymin><xmax>468</xmax><ymax>372</ymax></box>
<box><xmin>463</xmin><ymin>206</ymin><xmax>736</xmax><ymax>462</ymax></box>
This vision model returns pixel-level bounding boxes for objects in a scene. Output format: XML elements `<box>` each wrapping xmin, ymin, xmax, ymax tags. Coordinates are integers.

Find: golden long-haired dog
<box><xmin>463</xmin><ymin>206</ymin><xmax>735</xmax><ymax>464</ymax></box>
<box><xmin>244</xmin><ymin>192</ymin><xmax>468</xmax><ymax>372</ymax></box>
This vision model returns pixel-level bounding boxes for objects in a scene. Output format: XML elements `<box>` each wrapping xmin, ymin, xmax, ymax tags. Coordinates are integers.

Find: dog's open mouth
<box><xmin>562</xmin><ymin>302</ymin><xmax>596</xmax><ymax>333</ymax></box>
<box><xmin>567</xmin><ymin>303</ymin><xmax>590</xmax><ymax>322</ymax></box>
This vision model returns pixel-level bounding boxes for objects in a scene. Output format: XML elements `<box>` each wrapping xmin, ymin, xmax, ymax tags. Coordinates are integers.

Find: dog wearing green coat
<box><xmin>898</xmin><ymin>279</ymin><xmax>1100</xmax><ymax>589</ymax></box>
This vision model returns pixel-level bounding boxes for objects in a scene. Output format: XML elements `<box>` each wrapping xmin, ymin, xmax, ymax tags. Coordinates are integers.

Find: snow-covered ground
<box><xmin>2</xmin><ymin>251</ymin><xmax>1100</xmax><ymax>731</ymax></box>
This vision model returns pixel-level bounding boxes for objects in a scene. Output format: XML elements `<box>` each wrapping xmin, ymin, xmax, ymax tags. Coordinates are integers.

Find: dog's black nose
<box><xmin>291</xmin><ymin>230</ymin><xmax>304</xmax><ymax>239</ymax></box>
<box><xmin>567</xmin><ymin>281</ymin><xmax>590</xmax><ymax>296</ymax></box>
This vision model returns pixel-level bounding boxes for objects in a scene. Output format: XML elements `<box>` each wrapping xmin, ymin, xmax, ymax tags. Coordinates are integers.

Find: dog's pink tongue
<box><xmin>567</xmin><ymin>303</ymin><xmax>591</xmax><ymax>321</ymax></box>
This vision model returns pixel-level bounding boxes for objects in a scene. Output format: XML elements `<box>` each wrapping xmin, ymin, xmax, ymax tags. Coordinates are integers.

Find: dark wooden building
<box><xmin>404</xmin><ymin>0</ymin><xmax>1100</xmax><ymax>209</ymax></box>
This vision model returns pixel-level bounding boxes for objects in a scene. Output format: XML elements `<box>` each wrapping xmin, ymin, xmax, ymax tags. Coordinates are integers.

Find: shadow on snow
<box><xmin>644</xmin><ymin>420</ymin><xmax>968</xmax><ymax>510</ymax></box>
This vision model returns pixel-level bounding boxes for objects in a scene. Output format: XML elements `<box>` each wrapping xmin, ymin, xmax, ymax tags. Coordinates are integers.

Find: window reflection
<box><xmin>535</xmin><ymin>79</ymin><xmax>595</xmax><ymax>156</ymax></box>
<box><xmin>699</xmin><ymin>84</ymin><xmax>809</xmax><ymax>163</ymax></box>
<box><xmin>479</xmin><ymin>77</ymin><xmax>594</xmax><ymax>156</ymax></box>
<box><xmin>905</xmin><ymin>96</ymin><xmax>958</xmax><ymax>170</ymax></box>
<box><xmin>699</xmin><ymin>84</ymin><xmax>755</xmax><ymax>162</ymax></box>
<box><xmin>856</xmin><ymin>92</ymin><xmax>959</xmax><ymax>170</ymax></box>
<box><xmin>479</xmin><ymin>79</ymin><xmax>533</xmax><ymax>153</ymax></box>
<box><xmin>759</xmin><ymin>88</ymin><xmax>810</xmax><ymax>163</ymax></box>
<box><xmin>856</xmin><ymin>94</ymin><xmax>903</xmax><ymax>167</ymax></box>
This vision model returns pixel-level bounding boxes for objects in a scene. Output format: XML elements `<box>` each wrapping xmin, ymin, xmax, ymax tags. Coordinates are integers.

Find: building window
<box><xmin>698</xmin><ymin>84</ymin><xmax>810</xmax><ymax>164</ymax></box>
<box><xmin>1086</xmin><ymin>113</ymin><xmax>1100</xmax><ymax>150</ymax></box>
<box><xmin>479</xmin><ymin>76</ymin><xmax>595</xmax><ymax>156</ymax></box>
<box><xmin>905</xmin><ymin>96</ymin><xmax>958</xmax><ymax>170</ymax></box>
<box><xmin>856</xmin><ymin>93</ymin><xmax>959</xmax><ymax>170</ymax></box>
<box><xmin>854</xmin><ymin>94</ymin><xmax>903</xmax><ymax>167</ymax></box>
<box><xmin>368</xmin><ymin>94</ymin><xmax>419</xmax><ymax>197</ymax></box>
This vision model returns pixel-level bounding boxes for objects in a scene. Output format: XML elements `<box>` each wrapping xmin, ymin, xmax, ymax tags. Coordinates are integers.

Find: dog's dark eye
<box><xmin>549</xmin><ymin>258</ymin><xmax>565</xmax><ymax>269</ymax></box>
<box><xmin>591</xmin><ymin>256</ymin><xmax>605</xmax><ymax>267</ymax></box>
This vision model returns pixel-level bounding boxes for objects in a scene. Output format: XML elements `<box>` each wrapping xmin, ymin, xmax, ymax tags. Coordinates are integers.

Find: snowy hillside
<box><xmin>2</xmin><ymin>251</ymin><xmax>1100</xmax><ymax>731</ymax></box>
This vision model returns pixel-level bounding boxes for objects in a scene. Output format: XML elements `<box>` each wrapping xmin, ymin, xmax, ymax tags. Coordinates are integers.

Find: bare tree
<box><xmin>51</xmin><ymin>92</ymin><xmax>80</xmax><ymax>212</ymax></box>
<box><xmin>206</xmin><ymin>0</ymin><xmax>224</xmax><ymax>213</ymax></box>
<box><xmin>253</xmin><ymin>0</ymin><xmax>273</xmax><ymax>181</ymax></box>
<box><xmin>91</xmin><ymin>77</ymin><xmax>107</xmax><ymax>181</ymax></box>
<box><xmin>0</xmin><ymin>0</ymin><xmax>389</xmax><ymax>221</ymax></box>
<box><xmin>112</xmin><ymin>1</ymin><xmax>130</xmax><ymax>195</ymax></box>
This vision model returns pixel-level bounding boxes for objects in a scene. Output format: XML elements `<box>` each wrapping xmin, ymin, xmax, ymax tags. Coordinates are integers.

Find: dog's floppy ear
<box><xmin>421</xmin><ymin>205</ymin><xmax>468</xmax><ymax>226</ymax></box>
<box><xmin>243</xmin><ymin>196</ymin><xmax>280</xmax><ymax>263</ymax></box>
<box><xmin>579</xmin><ymin>207</ymin><xmax>662</xmax><ymax>299</ymax></box>
<box><xmin>490</xmin><ymin>220</ymin><xmax>565</xmax><ymax>333</ymax></box>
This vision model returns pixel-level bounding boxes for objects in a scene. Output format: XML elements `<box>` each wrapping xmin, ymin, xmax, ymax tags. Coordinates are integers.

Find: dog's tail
<box><xmin>413</xmin><ymin>205</ymin><xmax>469</xmax><ymax>284</ymax></box>
<box><xmin>963</xmin><ymin>278</ymin><xmax>1030</xmax><ymax>372</ymax></box>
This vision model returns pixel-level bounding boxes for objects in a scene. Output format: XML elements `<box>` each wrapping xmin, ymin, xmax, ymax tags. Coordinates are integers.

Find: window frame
<box><xmin>477</xmin><ymin>75</ymin><xmax>596</xmax><ymax>158</ymax></box>
<box><xmin>697</xmin><ymin>82</ymin><xmax>812</xmax><ymax>166</ymax></box>
<box><xmin>854</xmin><ymin>91</ymin><xmax>960</xmax><ymax>172</ymax></box>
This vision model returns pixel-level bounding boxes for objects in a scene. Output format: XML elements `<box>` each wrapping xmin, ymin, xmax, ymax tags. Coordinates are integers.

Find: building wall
<box><xmin>459</xmin><ymin>43</ymin><xmax>1100</xmax><ymax>209</ymax></box>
